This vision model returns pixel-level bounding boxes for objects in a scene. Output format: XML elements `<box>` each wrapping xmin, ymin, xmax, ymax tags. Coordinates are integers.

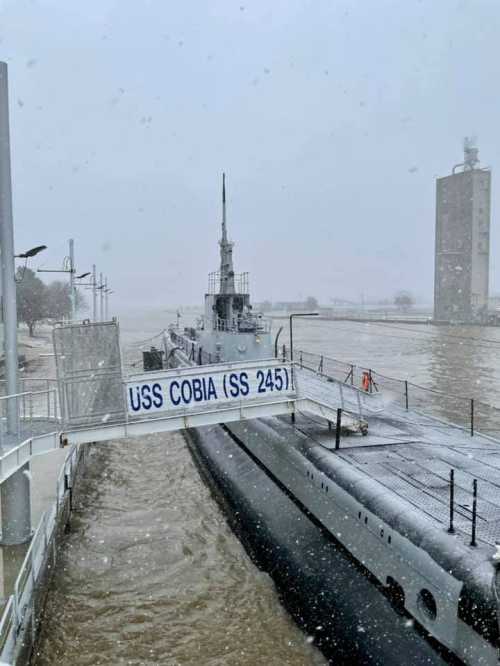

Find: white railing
<box><xmin>0</xmin><ymin>387</ymin><xmax>60</xmax><ymax>447</ymax></box>
<box><xmin>0</xmin><ymin>443</ymin><xmax>82</xmax><ymax>664</ymax></box>
<box><xmin>0</xmin><ymin>432</ymin><xmax>61</xmax><ymax>486</ymax></box>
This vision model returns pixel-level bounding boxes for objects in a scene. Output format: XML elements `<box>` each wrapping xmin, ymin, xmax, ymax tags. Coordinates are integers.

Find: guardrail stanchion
<box><xmin>470</xmin><ymin>398</ymin><xmax>474</xmax><ymax>437</ymax></box>
<box><xmin>470</xmin><ymin>479</ymin><xmax>478</xmax><ymax>547</ymax></box>
<box><xmin>29</xmin><ymin>392</ymin><xmax>33</xmax><ymax>438</ymax></box>
<box><xmin>448</xmin><ymin>469</ymin><xmax>455</xmax><ymax>534</ymax></box>
<box><xmin>405</xmin><ymin>380</ymin><xmax>409</xmax><ymax>410</ymax></box>
<box><xmin>335</xmin><ymin>408</ymin><xmax>342</xmax><ymax>450</ymax></box>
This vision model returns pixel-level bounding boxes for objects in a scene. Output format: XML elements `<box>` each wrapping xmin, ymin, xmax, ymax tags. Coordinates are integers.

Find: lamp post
<box><xmin>77</xmin><ymin>269</ymin><xmax>102</xmax><ymax>322</ymax></box>
<box><xmin>0</xmin><ymin>61</ymin><xmax>32</xmax><ymax>543</ymax></box>
<box><xmin>92</xmin><ymin>264</ymin><xmax>97</xmax><ymax>321</ymax></box>
<box><xmin>99</xmin><ymin>272</ymin><xmax>104</xmax><ymax>321</ymax></box>
<box><xmin>37</xmin><ymin>239</ymin><xmax>89</xmax><ymax>320</ymax></box>
<box><xmin>289</xmin><ymin>312</ymin><xmax>319</xmax><ymax>423</ymax></box>
<box><xmin>104</xmin><ymin>276</ymin><xmax>108</xmax><ymax>320</ymax></box>
<box><xmin>104</xmin><ymin>285</ymin><xmax>114</xmax><ymax>321</ymax></box>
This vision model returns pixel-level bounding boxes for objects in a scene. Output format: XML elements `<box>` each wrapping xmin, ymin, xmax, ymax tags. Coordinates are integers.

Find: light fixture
<box><xmin>15</xmin><ymin>245</ymin><xmax>47</xmax><ymax>259</ymax></box>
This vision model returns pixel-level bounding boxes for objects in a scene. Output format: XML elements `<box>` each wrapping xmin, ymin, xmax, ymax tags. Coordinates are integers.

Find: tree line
<box><xmin>15</xmin><ymin>268</ymin><xmax>86</xmax><ymax>336</ymax></box>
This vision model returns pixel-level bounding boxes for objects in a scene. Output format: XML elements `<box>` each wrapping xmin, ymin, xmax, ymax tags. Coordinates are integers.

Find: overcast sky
<box><xmin>1</xmin><ymin>0</ymin><xmax>499</xmax><ymax>311</ymax></box>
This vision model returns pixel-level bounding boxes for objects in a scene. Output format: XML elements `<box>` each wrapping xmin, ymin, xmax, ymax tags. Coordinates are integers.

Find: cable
<box><xmin>128</xmin><ymin>329</ymin><xmax>167</xmax><ymax>347</ymax></box>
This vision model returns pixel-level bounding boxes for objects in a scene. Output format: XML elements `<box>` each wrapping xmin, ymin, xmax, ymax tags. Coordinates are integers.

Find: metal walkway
<box><xmin>0</xmin><ymin>358</ymin><xmax>380</xmax><ymax>485</ymax></box>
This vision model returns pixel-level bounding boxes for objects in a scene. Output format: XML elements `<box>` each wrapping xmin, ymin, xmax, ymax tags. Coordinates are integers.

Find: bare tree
<box><xmin>45</xmin><ymin>281</ymin><xmax>87</xmax><ymax>320</ymax></box>
<box><xmin>394</xmin><ymin>291</ymin><xmax>415</xmax><ymax>312</ymax></box>
<box><xmin>45</xmin><ymin>280</ymin><xmax>71</xmax><ymax>320</ymax></box>
<box><xmin>16</xmin><ymin>268</ymin><xmax>47</xmax><ymax>336</ymax></box>
<box><xmin>305</xmin><ymin>296</ymin><xmax>319</xmax><ymax>310</ymax></box>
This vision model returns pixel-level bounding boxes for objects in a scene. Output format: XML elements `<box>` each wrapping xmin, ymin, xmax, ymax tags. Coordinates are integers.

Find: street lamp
<box><xmin>76</xmin><ymin>272</ymin><xmax>99</xmax><ymax>322</ymax></box>
<box><xmin>37</xmin><ymin>239</ymin><xmax>88</xmax><ymax>320</ymax></box>
<box><xmin>289</xmin><ymin>311</ymin><xmax>319</xmax><ymax>424</ymax></box>
<box><xmin>15</xmin><ymin>245</ymin><xmax>47</xmax><ymax>259</ymax></box>
<box><xmin>104</xmin><ymin>287</ymin><xmax>114</xmax><ymax>320</ymax></box>
<box><xmin>14</xmin><ymin>245</ymin><xmax>47</xmax><ymax>282</ymax></box>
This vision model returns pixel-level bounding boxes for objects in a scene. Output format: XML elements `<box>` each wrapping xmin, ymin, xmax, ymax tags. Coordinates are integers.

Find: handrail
<box><xmin>287</xmin><ymin>346</ymin><xmax>500</xmax><ymax>434</ymax></box>
<box><xmin>0</xmin><ymin>444</ymin><xmax>80</xmax><ymax>663</ymax></box>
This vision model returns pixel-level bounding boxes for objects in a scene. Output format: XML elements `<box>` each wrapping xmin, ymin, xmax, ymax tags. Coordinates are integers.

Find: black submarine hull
<box><xmin>186</xmin><ymin>423</ymin><xmax>451</xmax><ymax>666</ymax></box>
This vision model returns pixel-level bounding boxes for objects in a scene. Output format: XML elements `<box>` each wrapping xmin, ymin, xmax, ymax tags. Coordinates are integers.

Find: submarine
<box><xmin>165</xmin><ymin>175</ymin><xmax>500</xmax><ymax>665</ymax></box>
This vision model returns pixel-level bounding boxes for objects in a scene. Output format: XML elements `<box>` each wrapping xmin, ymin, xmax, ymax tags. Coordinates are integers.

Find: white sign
<box><xmin>127</xmin><ymin>363</ymin><xmax>292</xmax><ymax>416</ymax></box>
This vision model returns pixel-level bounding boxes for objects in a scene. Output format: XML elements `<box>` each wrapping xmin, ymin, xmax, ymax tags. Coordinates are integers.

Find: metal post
<box><xmin>92</xmin><ymin>264</ymin><xmax>97</xmax><ymax>322</ymax></box>
<box><xmin>104</xmin><ymin>277</ymin><xmax>109</xmax><ymax>320</ymax></box>
<box><xmin>335</xmin><ymin>408</ymin><xmax>342</xmax><ymax>450</ymax></box>
<box><xmin>0</xmin><ymin>61</ymin><xmax>31</xmax><ymax>544</ymax></box>
<box><xmin>368</xmin><ymin>369</ymin><xmax>373</xmax><ymax>394</ymax></box>
<box><xmin>404</xmin><ymin>380</ymin><xmax>409</xmax><ymax>410</ymax></box>
<box><xmin>448</xmin><ymin>469</ymin><xmax>455</xmax><ymax>534</ymax></box>
<box><xmin>99</xmin><ymin>272</ymin><xmax>104</xmax><ymax>322</ymax></box>
<box><xmin>470</xmin><ymin>398</ymin><xmax>474</xmax><ymax>437</ymax></box>
<box><xmin>69</xmin><ymin>238</ymin><xmax>75</xmax><ymax>320</ymax></box>
<box><xmin>470</xmin><ymin>479</ymin><xmax>477</xmax><ymax>547</ymax></box>
<box><xmin>0</xmin><ymin>62</ymin><xmax>19</xmax><ymax>437</ymax></box>
<box><xmin>288</xmin><ymin>312</ymin><xmax>319</xmax><ymax>425</ymax></box>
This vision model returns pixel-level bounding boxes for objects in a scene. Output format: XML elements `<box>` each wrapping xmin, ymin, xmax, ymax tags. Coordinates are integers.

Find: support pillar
<box><xmin>1</xmin><ymin>468</ymin><xmax>31</xmax><ymax>545</ymax></box>
<box><xmin>0</xmin><ymin>62</ymin><xmax>31</xmax><ymax>544</ymax></box>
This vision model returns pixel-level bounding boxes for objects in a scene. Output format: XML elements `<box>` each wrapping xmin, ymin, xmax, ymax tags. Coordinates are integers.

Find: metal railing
<box><xmin>211</xmin><ymin>315</ymin><xmax>271</xmax><ymax>334</ymax></box>
<box><xmin>284</xmin><ymin>346</ymin><xmax>500</xmax><ymax>437</ymax></box>
<box><xmin>207</xmin><ymin>271</ymin><xmax>249</xmax><ymax>295</ymax></box>
<box><xmin>0</xmin><ymin>387</ymin><xmax>60</xmax><ymax>449</ymax></box>
<box><xmin>168</xmin><ymin>324</ymin><xmax>271</xmax><ymax>368</ymax></box>
<box><xmin>0</xmin><ymin>443</ymin><xmax>84</xmax><ymax>663</ymax></box>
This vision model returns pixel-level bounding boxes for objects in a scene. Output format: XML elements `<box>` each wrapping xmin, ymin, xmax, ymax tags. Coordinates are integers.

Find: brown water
<box><xmin>34</xmin><ymin>312</ymin><xmax>500</xmax><ymax>665</ymax></box>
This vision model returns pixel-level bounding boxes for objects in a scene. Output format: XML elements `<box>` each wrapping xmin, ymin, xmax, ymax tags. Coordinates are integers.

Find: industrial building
<box><xmin>434</xmin><ymin>139</ymin><xmax>491</xmax><ymax>323</ymax></box>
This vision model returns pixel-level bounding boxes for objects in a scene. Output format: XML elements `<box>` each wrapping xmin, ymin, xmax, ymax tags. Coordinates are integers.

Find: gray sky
<box><xmin>1</xmin><ymin>0</ymin><xmax>499</xmax><ymax>311</ymax></box>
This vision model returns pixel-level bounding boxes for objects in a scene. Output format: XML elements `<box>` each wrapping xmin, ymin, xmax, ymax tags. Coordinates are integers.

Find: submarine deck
<box><xmin>286</xmin><ymin>402</ymin><xmax>500</xmax><ymax>551</ymax></box>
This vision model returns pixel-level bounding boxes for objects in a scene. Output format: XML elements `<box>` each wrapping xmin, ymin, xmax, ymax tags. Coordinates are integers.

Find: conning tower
<box><xmin>205</xmin><ymin>174</ymin><xmax>261</xmax><ymax>334</ymax></box>
<box><xmin>196</xmin><ymin>174</ymin><xmax>272</xmax><ymax>363</ymax></box>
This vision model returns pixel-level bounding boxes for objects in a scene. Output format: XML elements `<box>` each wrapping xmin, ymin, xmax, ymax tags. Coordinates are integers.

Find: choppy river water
<box><xmin>34</xmin><ymin>311</ymin><xmax>500</xmax><ymax>665</ymax></box>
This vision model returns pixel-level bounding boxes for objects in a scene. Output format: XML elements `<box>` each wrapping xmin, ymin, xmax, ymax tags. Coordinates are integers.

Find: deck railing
<box><xmin>283</xmin><ymin>346</ymin><xmax>500</xmax><ymax>438</ymax></box>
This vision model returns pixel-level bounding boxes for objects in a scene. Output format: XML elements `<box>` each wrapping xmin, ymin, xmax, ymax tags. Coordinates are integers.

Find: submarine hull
<box><xmin>186</xmin><ymin>423</ymin><xmax>449</xmax><ymax>666</ymax></box>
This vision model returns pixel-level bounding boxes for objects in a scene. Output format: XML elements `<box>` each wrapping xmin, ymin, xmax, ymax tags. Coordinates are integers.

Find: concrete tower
<box><xmin>434</xmin><ymin>139</ymin><xmax>491</xmax><ymax>323</ymax></box>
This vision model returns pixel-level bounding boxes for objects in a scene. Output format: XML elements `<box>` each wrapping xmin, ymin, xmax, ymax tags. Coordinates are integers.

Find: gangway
<box><xmin>0</xmin><ymin>358</ymin><xmax>380</xmax><ymax>485</ymax></box>
<box><xmin>63</xmin><ymin>358</ymin><xmax>378</xmax><ymax>445</ymax></box>
<box><xmin>0</xmin><ymin>320</ymin><xmax>382</xmax><ymax>486</ymax></box>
